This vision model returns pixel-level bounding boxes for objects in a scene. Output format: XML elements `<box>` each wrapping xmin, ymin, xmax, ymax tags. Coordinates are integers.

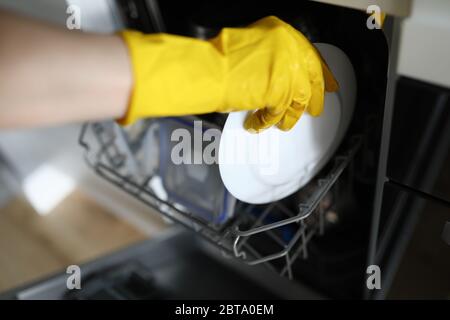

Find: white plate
<box><xmin>218</xmin><ymin>43</ymin><xmax>356</xmax><ymax>204</ymax></box>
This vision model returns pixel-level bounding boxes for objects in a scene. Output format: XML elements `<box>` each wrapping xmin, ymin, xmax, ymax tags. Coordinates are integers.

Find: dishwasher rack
<box><xmin>79</xmin><ymin>120</ymin><xmax>362</xmax><ymax>280</ymax></box>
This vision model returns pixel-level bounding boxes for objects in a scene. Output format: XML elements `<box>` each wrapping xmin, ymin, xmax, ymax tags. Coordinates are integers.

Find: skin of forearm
<box><xmin>0</xmin><ymin>10</ymin><xmax>132</xmax><ymax>129</ymax></box>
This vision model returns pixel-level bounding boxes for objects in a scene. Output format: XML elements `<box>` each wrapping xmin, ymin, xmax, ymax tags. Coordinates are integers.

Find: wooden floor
<box><xmin>0</xmin><ymin>190</ymin><xmax>147</xmax><ymax>293</ymax></box>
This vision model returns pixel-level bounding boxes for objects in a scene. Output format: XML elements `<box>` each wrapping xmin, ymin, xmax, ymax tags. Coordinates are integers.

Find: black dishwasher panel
<box><xmin>387</xmin><ymin>77</ymin><xmax>450</xmax><ymax>203</ymax></box>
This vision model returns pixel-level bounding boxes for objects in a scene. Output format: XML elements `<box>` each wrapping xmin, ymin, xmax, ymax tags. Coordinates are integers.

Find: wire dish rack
<box><xmin>79</xmin><ymin>119</ymin><xmax>362</xmax><ymax>280</ymax></box>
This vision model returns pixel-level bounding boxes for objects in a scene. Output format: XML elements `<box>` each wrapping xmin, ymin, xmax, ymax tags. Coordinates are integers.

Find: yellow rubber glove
<box><xmin>119</xmin><ymin>16</ymin><xmax>338</xmax><ymax>132</ymax></box>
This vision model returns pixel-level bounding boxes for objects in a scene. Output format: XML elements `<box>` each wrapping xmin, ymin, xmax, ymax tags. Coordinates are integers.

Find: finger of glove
<box><xmin>321</xmin><ymin>60</ymin><xmax>339</xmax><ymax>92</ymax></box>
<box><xmin>305</xmin><ymin>51</ymin><xmax>326</xmax><ymax>117</ymax></box>
<box><xmin>277</xmin><ymin>100</ymin><xmax>306</xmax><ymax>131</ymax></box>
<box><xmin>244</xmin><ymin>106</ymin><xmax>286</xmax><ymax>133</ymax></box>
<box><xmin>283</xmin><ymin>23</ymin><xmax>338</xmax><ymax>93</ymax></box>
<box><xmin>249</xmin><ymin>16</ymin><xmax>288</xmax><ymax>31</ymax></box>
<box><xmin>312</xmin><ymin>45</ymin><xmax>339</xmax><ymax>93</ymax></box>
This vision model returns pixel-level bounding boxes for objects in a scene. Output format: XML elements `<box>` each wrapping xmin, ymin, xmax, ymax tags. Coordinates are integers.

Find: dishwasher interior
<box><xmin>76</xmin><ymin>0</ymin><xmax>389</xmax><ymax>299</ymax></box>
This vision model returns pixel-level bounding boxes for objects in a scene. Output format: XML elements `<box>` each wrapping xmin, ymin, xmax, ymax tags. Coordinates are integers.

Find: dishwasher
<box><xmin>3</xmin><ymin>0</ymin><xmax>449</xmax><ymax>300</ymax></box>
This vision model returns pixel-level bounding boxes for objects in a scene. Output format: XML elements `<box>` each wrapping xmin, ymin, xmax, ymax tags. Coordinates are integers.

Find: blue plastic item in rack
<box><xmin>158</xmin><ymin>117</ymin><xmax>234</xmax><ymax>225</ymax></box>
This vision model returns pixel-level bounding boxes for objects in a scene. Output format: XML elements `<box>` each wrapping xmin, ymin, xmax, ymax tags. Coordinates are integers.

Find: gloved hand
<box><xmin>119</xmin><ymin>16</ymin><xmax>338</xmax><ymax>132</ymax></box>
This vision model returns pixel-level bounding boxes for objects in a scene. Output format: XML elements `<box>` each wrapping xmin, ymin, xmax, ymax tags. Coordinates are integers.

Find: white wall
<box><xmin>0</xmin><ymin>0</ymin><xmax>67</xmax><ymax>25</ymax></box>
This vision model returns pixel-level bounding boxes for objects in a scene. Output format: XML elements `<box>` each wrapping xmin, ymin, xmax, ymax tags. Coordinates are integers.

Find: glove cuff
<box><xmin>116</xmin><ymin>30</ymin><xmax>145</xmax><ymax>126</ymax></box>
<box><xmin>117</xmin><ymin>30</ymin><xmax>227</xmax><ymax>126</ymax></box>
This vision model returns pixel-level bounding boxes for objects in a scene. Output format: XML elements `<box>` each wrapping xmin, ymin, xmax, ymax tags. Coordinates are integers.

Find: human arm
<box><xmin>0</xmin><ymin>10</ymin><xmax>131</xmax><ymax>128</ymax></box>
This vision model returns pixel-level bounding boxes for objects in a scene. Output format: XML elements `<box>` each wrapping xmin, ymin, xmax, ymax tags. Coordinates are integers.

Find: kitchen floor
<box><xmin>0</xmin><ymin>190</ymin><xmax>149</xmax><ymax>293</ymax></box>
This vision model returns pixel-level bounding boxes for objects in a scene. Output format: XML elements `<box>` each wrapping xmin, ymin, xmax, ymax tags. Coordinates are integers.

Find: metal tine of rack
<box><xmin>79</xmin><ymin>121</ymin><xmax>363</xmax><ymax>278</ymax></box>
<box><xmin>94</xmin><ymin>156</ymin><xmax>226</xmax><ymax>231</ymax></box>
<box><xmin>280</xmin><ymin>225</ymin><xmax>317</xmax><ymax>277</ymax></box>
<box><xmin>80</xmin><ymin>123</ymin><xmax>223</xmax><ymax>236</ymax></box>
<box><xmin>93</xmin><ymin>160</ymin><xmax>237</xmax><ymax>255</ymax></box>
<box><xmin>92</xmin><ymin>123</ymin><xmax>125</xmax><ymax>168</ymax></box>
<box><xmin>230</xmin><ymin>135</ymin><xmax>362</xmax><ymax>267</ymax></box>
<box><xmin>233</xmin><ymin>201</ymin><xmax>302</xmax><ymax>258</ymax></box>
<box><xmin>234</xmin><ymin>221</ymin><xmax>307</xmax><ymax>264</ymax></box>
<box><xmin>234</xmin><ymin>135</ymin><xmax>362</xmax><ymax>238</ymax></box>
<box><xmin>234</xmin><ymin>203</ymin><xmax>282</xmax><ymax>249</ymax></box>
<box><xmin>240</xmin><ymin>242</ymin><xmax>279</xmax><ymax>273</ymax></box>
<box><xmin>240</xmin><ymin>206</ymin><xmax>322</xmax><ymax>278</ymax></box>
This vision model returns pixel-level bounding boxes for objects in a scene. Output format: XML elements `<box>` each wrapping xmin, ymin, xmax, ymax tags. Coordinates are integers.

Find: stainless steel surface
<box><xmin>365</xmin><ymin>16</ymin><xmax>401</xmax><ymax>299</ymax></box>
